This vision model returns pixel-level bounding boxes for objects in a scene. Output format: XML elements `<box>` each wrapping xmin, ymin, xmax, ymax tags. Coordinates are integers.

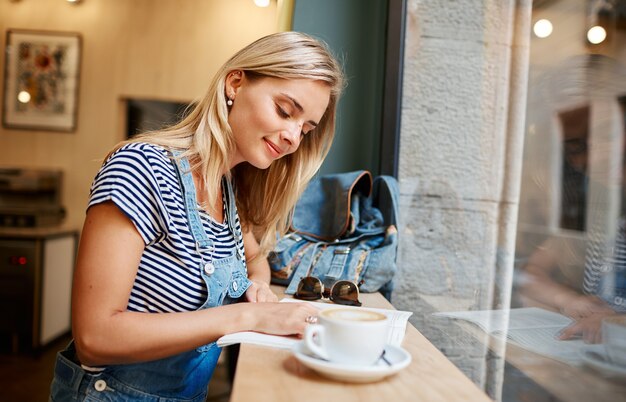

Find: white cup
<box><xmin>603</xmin><ymin>315</ymin><xmax>626</xmax><ymax>367</ymax></box>
<box><xmin>304</xmin><ymin>308</ymin><xmax>389</xmax><ymax>366</ymax></box>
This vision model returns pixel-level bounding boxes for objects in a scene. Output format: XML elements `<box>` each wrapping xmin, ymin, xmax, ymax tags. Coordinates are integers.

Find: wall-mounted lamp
<box><xmin>67</xmin><ymin>0</ymin><xmax>83</xmax><ymax>4</ymax></box>
<box><xmin>533</xmin><ymin>19</ymin><xmax>553</xmax><ymax>38</ymax></box>
<box><xmin>254</xmin><ymin>0</ymin><xmax>270</xmax><ymax>7</ymax></box>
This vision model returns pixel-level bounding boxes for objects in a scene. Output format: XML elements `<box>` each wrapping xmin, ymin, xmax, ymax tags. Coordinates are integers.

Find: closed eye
<box><xmin>275</xmin><ymin>104</ymin><xmax>290</xmax><ymax>119</ymax></box>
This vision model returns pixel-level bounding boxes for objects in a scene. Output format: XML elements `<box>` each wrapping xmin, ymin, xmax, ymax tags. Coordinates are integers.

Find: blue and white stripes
<box><xmin>89</xmin><ymin>143</ymin><xmax>245</xmax><ymax>313</ymax></box>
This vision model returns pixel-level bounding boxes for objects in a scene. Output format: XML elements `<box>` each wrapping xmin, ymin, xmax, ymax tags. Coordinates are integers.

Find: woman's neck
<box><xmin>192</xmin><ymin>170</ymin><xmax>224</xmax><ymax>223</ymax></box>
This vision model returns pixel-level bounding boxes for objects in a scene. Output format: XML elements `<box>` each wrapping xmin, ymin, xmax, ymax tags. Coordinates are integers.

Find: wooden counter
<box><xmin>229</xmin><ymin>286</ymin><xmax>492</xmax><ymax>402</ymax></box>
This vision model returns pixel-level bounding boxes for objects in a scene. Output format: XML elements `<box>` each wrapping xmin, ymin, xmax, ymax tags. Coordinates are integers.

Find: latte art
<box><xmin>322</xmin><ymin>308</ymin><xmax>386</xmax><ymax>322</ymax></box>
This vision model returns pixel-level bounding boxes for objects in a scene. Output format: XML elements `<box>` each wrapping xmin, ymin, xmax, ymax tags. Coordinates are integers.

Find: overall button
<box><xmin>204</xmin><ymin>262</ymin><xmax>215</xmax><ymax>275</ymax></box>
<box><xmin>232</xmin><ymin>281</ymin><xmax>238</xmax><ymax>292</ymax></box>
<box><xmin>94</xmin><ymin>379</ymin><xmax>107</xmax><ymax>392</ymax></box>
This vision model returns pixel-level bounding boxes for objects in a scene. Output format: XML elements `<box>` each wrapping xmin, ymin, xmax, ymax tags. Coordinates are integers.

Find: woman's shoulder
<box><xmin>109</xmin><ymin>142</ymin><xmax>170</xmax><ymax>161</ymax></box>
<box><xmin>104</xmin><ymin>142</ymin><xmax>175</xmax><ymax>172</ymax></box>
<box><xmin>93</xmin><ymin>142</ymin><xmax>181</xmax><ymax>191</ymax></box>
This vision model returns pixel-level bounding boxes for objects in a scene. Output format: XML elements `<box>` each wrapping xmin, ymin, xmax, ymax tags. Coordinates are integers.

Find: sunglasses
<box><xmin>294</xmin><ymin>276</ymin><xmax>362</xmax><ymax>306</ymax></box>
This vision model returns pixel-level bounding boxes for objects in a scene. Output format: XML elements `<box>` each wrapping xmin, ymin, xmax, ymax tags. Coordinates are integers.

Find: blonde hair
<box><xmin>110</xmin><ymin>31</ymin><xmax>345</xmax><ymax>254</ymax></box>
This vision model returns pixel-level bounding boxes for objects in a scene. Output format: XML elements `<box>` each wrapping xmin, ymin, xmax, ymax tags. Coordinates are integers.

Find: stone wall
<box><xmin>392</xmin><ymin>0</ymin><xmax>531</xmax><ymax>398</ymax></box>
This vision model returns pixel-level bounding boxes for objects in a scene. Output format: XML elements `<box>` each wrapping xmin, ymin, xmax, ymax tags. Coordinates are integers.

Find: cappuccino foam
<box><xmin>322</xmin><ymin>308</ymin><xmax>386</xmax><ymax>322</ymax></box>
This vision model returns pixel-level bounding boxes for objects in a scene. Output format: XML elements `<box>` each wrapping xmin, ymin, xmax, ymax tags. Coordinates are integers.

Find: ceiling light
<box><xmin>533</xmin><ymin>19</ymin><xmax>553</xmax><ymax>38</ymax></box>
<box><xmin>254</xmin><ymin>0</ymin><xmax>270</xmax><ymax>7</ymax></box>
<box><xmin>587</xmin><ymin>25</ymin><xmax>607</xmax><ymax>44</ymax></box>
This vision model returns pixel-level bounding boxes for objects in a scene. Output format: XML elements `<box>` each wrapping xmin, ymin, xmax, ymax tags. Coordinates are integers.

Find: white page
<box><xmin>433</xmin><ymin>307</ymin><xmax>584</xmax><ymax>366</ymax></box>
<box><xmin>503</xmin><ymin>326</ymin><xmax>586</xmax><ymax>366</ymax></box>
<box><xmin>217</xmin><ymin>298</ymin><xmax>413</xmax><ymax>349</ymax></box>
<box><xmin>433</xmin><ymin>309</ymin><xmax>511</xmax><ymax>333</ymax></box>
<box><xmin>217</xmin><ymin>331</ymin><xmax>300</xmax><ymax>350</ymax></box>
<box><xmin>433</xmin><ymin>307</ymin><xmax>572</xmax><ymax>333</ymax></box>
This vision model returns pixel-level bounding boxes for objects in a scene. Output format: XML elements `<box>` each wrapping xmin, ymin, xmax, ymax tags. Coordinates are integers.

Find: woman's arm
<box><xmin>520</xmin><ymin>243</ymin><xmax>613</xmax><ymax>318</ymax></box>
<box><xmin>519</xmin><ymin>244</ymin><xmax>581</xmax><ymax>311</ymax></box>
<box><xmin>242</xmin><ymin>229</ymin><xmax>278</xmax><ymax>302</ymax></box>
<box><xmin>72</xmin><ymin>202</ymin><xmax>315</xmax><ymax>366</ymax></box>
<box><xmin>518</xmin><ymin>239</ymin><xmax>615</xmax><ymax>343</ymax></box>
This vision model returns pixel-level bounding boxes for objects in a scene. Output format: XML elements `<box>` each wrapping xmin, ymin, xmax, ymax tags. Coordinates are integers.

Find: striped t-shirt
<box><xmin>583</xmin><ymin>217</ymin><xmax>626</xmax><ymax>311</ymax></box>
<box><xmin>89</xmin><ymin>142</ymin><xmax>245</xmax><ymax>313</ymax></box>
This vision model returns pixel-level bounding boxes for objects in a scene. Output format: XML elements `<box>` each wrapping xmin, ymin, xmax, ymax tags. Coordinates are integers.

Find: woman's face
<box><xmin>226</xmin><ymin>72</ymin><xmax>331</xmax><ymax>170</ymax></box>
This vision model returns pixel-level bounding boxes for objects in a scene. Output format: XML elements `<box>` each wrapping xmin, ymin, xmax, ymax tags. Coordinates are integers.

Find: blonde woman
<box><xmin>50</xmin><ymin>31</ymin><xmax>344</xmax><ymax>401</ymax></box>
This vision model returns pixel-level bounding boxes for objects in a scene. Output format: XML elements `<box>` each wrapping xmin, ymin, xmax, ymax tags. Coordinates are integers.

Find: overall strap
<box><xmin>171</xmin><ymin>150</ymin><xmax>214</xmax><ymax>250</ymax></box>
<box><xmin>222</xmin><ymin>175</ymin><xmax>245</xmax><ymax>260</ymax></box>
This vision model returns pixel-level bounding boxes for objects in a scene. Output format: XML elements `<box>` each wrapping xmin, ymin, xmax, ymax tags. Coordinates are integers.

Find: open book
<box><xmin>433</xmin><ymin>307</ymin><xmax>588</xmax><ymax>366</ymax></box>
<box><xmin>217</xmin><ymin>298</ymin><xmax>413</xmax><ymax>350</ymax></box>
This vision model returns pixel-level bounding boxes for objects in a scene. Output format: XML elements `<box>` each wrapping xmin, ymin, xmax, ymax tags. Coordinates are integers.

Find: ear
<box><xmin>225</xmin><ymin>70</ymin><xmax>244</xmax><ymax>98</ymax></box>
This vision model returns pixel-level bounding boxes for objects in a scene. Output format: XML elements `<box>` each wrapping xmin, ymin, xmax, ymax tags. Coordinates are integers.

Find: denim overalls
<box><xmin>50</xmin><ymin>151</ymin><xmax>251</xmax><ymax>401</ymax></box>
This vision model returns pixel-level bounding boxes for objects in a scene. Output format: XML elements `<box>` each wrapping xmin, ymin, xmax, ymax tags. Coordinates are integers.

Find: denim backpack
<box><xmin>268</xmin><ymin>170</ymin><xmax>399</xmax><ymax>301</ymax></box>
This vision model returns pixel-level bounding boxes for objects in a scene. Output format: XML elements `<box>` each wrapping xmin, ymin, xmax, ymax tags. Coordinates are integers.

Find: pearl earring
<box><xmin>227</xmin><ymin>98</ymin><xmax>233</xmax><ymax>106</ymax></box>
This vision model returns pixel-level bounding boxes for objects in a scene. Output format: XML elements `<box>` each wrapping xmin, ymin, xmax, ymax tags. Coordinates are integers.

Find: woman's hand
<box><xmin>558</xmin><ymin>310</ymin><xmax>616</xmax><ymax>343</ymax></box>
<box><xmin>241</xmin><ymin>228</ymin><xmax>278</xmax><ymax>302</ymax></box>
<box><xmin>250</xmin><ymin>302</ymin><xmax>319</xmax><ymax>337</ymax></box>
<box><xmin>560</xmin><ymin>294</ymin><xmax>614</xmax><ymax>320</ymax></box>
<box><xmin>245</xmin><ymin>280</ymin><xmax>278</xmax><ymax>303</ymax></box>
<box><xmin>556</xmin><ymin>295</ymin><xmax>615</xmax><ymax>343</ymax></box>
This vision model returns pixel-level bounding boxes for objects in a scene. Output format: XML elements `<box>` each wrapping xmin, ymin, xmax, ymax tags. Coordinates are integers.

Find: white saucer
<box><xmin>580</xmin><ymin>345</ymin><xmax>626</xmax><ymax>379</ymax></box>
<box><xmin>291</xmin><ymin>341</ymin><xmax>412</xmax><ymax>383</ymax></box>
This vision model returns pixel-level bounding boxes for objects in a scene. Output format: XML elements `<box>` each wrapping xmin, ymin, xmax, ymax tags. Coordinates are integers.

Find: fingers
<box><xmin>558</xmin><ymin>316</ymin><xmax>605</xmax><ymax>344</ymax></box>
<box><xmin>584</xmin><ymin>326</ymin><xmax>602</xmax><ymax>344</ymax></box>
<box><xmin>244</xmin><ymin>281</ymin><xmax>278</xmax><ymax>303</ymax></box>
<box><xmin>244</xmin><ymin>284</ymin><xmax>259</xmax><ymax>303</ymax></box>
<box><xmin>557</xmin><ymin>323</ymin><xmax>581</xmax><ymax>340</ymax></box>
<box><xmin>291</xmin><ymin>303</ymin><xmax>320</xmax><ymax>336</ymax></box>
<box><xmin>253</xmin><ymin>302</ymin><xmax>319</xmax><ymax>336</ymax></box>
<box><xmin>566</xmin><ymin>295</ymin><xmax>615</xmax><ymax>319</ymax></box>
<box><xmin>255</xmin><ymin>286</ymin><xmax>278</xmax><ymax>303</ymax></box>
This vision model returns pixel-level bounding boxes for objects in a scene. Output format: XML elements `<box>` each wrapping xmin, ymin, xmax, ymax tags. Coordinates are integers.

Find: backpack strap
<box><xmin>371</xmin><ymin>175</ymin><xmax>400</xmax><ymax>302</ymax></box>
<box><xmin>372</xmin><ymin>175</ymin><xmax>400</xmax><ymax>228</ymax></box>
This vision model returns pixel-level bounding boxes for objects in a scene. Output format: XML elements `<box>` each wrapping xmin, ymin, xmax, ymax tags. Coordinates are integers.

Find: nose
<box><xmin>279</xmin><ymin>121</ymin><xmax>302</xmax><ymax>151</ymax></box>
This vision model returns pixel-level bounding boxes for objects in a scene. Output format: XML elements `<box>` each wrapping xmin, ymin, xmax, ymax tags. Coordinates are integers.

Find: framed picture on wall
<box><xmin>2</xmin><ymin>29</ymin><xmax>82</xmax><ymax>132</ymax></box>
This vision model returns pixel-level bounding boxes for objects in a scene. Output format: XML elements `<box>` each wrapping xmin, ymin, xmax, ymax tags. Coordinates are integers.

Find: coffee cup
<box><xmin>304</xmin><ymin>308</ymin><xmax>389</xmax><ymax>366</ymax></box>
<box><xmin>602</xmin><ymin>315</ymin><xmax>626</xmax><ymax>367</ymax></box>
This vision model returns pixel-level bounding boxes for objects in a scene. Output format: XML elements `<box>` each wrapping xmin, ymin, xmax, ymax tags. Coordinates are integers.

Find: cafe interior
<box><xmin>1</xmin><ymin>0</ymin><xmax>626</xmax><ymax>401</ymax></box>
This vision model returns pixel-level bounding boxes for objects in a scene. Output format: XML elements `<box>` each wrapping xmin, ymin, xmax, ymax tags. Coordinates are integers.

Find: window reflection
<box><xmin>515</xmin><ymin>0</ymin><xmax>626</xmax><ymax>396</ymax></box>
<box><xmin>517</xmin><ymin>53</ymin><xmax>626</xmax><ymax>326</ymax></box>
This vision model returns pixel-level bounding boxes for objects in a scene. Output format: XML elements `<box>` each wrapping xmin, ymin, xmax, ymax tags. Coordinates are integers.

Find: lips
<box><xmin>264</xmin><ymin>138</ymin><xmax>283</xmax><ymax>158</ymax></box>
